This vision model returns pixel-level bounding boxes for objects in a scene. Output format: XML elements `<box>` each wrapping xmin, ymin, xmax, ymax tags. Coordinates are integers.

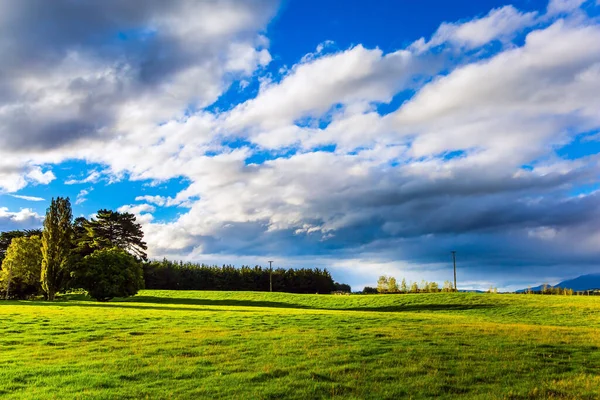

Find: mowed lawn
<box><xmin>1</xmin><ymin>291</ymin><xmax>600</xmax><ymax>399</ymax></box>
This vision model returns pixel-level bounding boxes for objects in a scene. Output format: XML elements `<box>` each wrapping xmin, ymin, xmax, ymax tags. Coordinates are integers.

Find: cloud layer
<box><xmin>2</xmin><ymin>0</ymin><xmax>600</xmax><ymax>289</ymax></box>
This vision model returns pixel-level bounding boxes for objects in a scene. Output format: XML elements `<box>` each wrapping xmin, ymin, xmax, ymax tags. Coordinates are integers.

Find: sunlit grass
<box><xmin>1</xmin><ymin>291</ymin><xmax>600</xmax><ymax>399</ymax></box>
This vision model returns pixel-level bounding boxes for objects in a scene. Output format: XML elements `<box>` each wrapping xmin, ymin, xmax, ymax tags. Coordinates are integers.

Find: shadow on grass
<box><xmin>121</xmin><ymin>296</ymin><xmax>314</xmax><ymax>310</ymax></box>
<box><xmin>121</xmin><ymin>296</ymin><xmax>502</xmax><ymax>313</ymax></box>
<box><xmin>8</xmin><ymin>294</ymin><xmax>503</xmax><ymax>314</ymax></box>
<box><xmin>7</xmin><ymin>300</ymin><xmax>257</xmax><ymax>314</ymax></box>
<box><xmin>346</xmin><ymin>304</ymin><xmax>498</xmax><ymax>312</ymax></box>
<box><xmin>123</xmin><ymin>296</ymin><xmax>501</xmax><ymax>313</ymax></box>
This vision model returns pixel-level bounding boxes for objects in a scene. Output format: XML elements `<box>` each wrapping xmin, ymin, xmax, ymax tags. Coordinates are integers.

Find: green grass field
<box><xmin>1</xmin><ymin>291</ymin><xmax>600</xmax><ymax>399</ymax></box>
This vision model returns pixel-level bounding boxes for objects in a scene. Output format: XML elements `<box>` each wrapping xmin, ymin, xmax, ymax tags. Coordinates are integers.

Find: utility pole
<box><xmin>268</xmin><ymin>260</ymin><xmax>273</xmax><ymax>292</ymax></box>
<box><xmin>451</xmin><ymin>251</ymin><xmax>457</xmax><ymax>292</ymax></box>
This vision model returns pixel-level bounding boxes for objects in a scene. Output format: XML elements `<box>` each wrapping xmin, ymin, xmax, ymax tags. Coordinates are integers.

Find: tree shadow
<box><xmin>346</xmin><ymin>304</ymin><xmax>499</xmax><ymax>312</ymax></box>
<box><xmin>8</xmin><ymin>294</ymin><xmax>503</xmax><ymax>314</ymax></box>
<box><xmin>119</xmin><ymin>295</ymin><xmax>314</xmax><ymax>310</ymax></box>
<box><xmin>7</xmin><ymin>300</ymin><xmax>256</xmax><ymax>314</ymax></box>
<box><xmin>119</xmin><ymin>296</ymin><xmax>503</xmax><ymax>313</ymax></box>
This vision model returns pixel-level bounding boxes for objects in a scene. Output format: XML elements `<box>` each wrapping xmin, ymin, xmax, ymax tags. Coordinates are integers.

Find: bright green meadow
<box><xmin>1</xmin><ymin>291</ymin><xmax>600</xmax><ymax>399</ymax></box>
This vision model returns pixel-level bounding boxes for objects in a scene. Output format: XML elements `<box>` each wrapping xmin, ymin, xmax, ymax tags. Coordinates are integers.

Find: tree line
<box><xmin>522</xmin><ymin>284</ymin><xmax>580</xmax><ymax>296</ymax></box>
<box><xmin>144</xmin><ymin>259</ymin><xmax>347</xmax><ymax>294</ymax></box>
<box><xmin>0</xmin><ymin>197</ymin><xmax>351</xmax><ymax>301</ymax></box>
<box><xmin>362</xmin><ymin>275</ymin><xmax>456</xmax><ymax>294</ymax></box>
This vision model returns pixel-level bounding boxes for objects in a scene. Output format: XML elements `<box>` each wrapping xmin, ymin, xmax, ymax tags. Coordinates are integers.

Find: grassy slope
<box><xmin>1</xmin><ymin>291</ymin><xmax>600</xmax><ymax>399</ymax></box>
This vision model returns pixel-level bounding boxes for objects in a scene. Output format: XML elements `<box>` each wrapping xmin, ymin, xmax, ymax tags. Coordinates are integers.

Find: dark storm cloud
<box><xmin>178</xmin><ymin>157</ymin><xmax>600</xmax><ymax>279</ymax></box>
<box><xmin>1</xmin><ymin>116</ymin><xmax>107</xmax><ymax>151</ymax></box>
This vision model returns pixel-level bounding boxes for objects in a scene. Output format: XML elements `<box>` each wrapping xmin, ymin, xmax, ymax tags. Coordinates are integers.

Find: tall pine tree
<box><xmin>41</xmin><ymin>197</ymin><xmax>73</xmax><ymax>301</ymax></box>
<box><xmin>79</xmin><ymin>210</ymin><xmax>147</xmax><ymax>260</ymax></box>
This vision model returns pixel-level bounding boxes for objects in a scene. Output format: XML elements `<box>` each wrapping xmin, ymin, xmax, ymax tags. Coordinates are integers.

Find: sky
<box><xmin>1</xmin><ymin>0</ymin><xmax>600</xmax><ymax>291</ymax></box>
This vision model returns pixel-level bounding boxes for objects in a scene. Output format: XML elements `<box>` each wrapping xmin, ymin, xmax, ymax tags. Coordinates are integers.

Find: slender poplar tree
<box><xmin>41</xmin><ymin>197</ymin><xmax>73</xmax><ymax>300</ymax></box>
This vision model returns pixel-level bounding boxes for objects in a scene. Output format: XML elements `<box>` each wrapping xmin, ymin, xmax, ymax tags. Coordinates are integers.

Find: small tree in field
<box><xmin>443</xmin><ymin>280</ymin><xmax>453</xmax><ymax>292</ymax></box>
<box><xmin>74</xmin><ymin>247</ymin><xmax>144</xmax><ymax>302</ymax></box>
<box><xmin>388</xmin><ymin>277</ymin><xmax>399</xmax><ymax>293</ymax></box>
<box><xmin>430</xmin><ymin>282</ymin><xmax>439</xmax><ymax>292</ymax></box>
<box><xmin>0</xmin><ymin>236</ymin><xmax>42</xmax><ymax>299</ymax></box>
<box><xmin>410</xmin><ymin>282</ymin><xmax>419</xmax><ymax>293</ymax></box>
<box><xmin>377</xmin><ymin>276</ymin><xmax>389</xmax><ymax>293</ymax></box>
<box><xmin>541</xmin><ymin>283</ymin><xmax>549</xmax><ymax>294</ymax></box>
<box><xmin>400</xmin><ymin>278</ymin><xmax>408</xmax><ymax>293</ymax></box>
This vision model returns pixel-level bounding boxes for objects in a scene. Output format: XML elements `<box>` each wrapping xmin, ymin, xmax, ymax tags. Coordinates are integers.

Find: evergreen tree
<box><xmin>41</xmin><ymin>197</ymin><xmax>73</xmax><ymax>301</ymax></box>
<box><xmin>142</xmin><ymin>260</ymin><xmax>341</xmax><ymax>294</ymax></box>
<box><xmin>80</xmin><ymin>210</ymin><xmax>147</xmax><ymax>260</ymax></box>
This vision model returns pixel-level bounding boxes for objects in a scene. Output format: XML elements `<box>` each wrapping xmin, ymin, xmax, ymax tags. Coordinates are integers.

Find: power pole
<box><xmin>451</xmin><ymin>251</ymin><xmax>457</xmax><ymax>292</ymax></box>
<box><xmin>268</xmin><ymin>260</ymin><xmax>273</xmax><ymax>292</ymax></box>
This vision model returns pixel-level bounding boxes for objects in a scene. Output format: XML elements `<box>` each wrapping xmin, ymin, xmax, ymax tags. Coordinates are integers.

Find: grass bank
<box><xmin>1</xmin><ymin>291</ymin><xmax>600</xmax><ymax>399</ymax></box>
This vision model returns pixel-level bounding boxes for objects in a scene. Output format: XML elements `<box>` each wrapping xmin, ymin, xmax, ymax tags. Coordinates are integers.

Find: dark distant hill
<box><xmin>517</xmin><ymin>273</ymin><xmax>600</xmax><ymax>292</ymax></box>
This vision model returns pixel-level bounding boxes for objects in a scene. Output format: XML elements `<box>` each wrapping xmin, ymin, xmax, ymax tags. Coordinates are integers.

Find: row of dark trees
<box><xmin>143</xmin><ymin>259</ymin><xmax>348</xmax><ymax>294</ymax></box>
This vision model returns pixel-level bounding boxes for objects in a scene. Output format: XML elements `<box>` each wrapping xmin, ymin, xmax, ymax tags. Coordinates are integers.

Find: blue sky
<box><xmin>1</xmin><ymin>0</ymin><xmax>600</xmax><ymax>290</ymax></box>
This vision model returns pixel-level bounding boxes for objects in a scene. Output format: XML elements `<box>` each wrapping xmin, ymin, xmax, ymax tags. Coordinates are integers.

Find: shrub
<box><xmin>362</xmin><ymin>286</ymin><xmax>378</xmax><ymax>294</ymax></box>
<box><xmin>74</xmin><ymin>247</ymin><xmax>144</xmax><ymax>301</ymax></box>
<box><xmin>333</xmin><ymin>282</ymin><xmax>352</xmax><ymax>293</ymax></box>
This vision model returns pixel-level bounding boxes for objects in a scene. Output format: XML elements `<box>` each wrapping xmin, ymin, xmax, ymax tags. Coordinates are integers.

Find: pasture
<box><xmin>1</xmin><ymin>291</ymin><xmax>600</xmax><ymax>399</ymax></box>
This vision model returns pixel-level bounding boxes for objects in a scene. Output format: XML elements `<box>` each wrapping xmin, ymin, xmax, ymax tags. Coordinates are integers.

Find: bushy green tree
<box><xmin>0</xmin><ymin>236</ymin><xmax>42</xmax><ymax>299</ymax></box>
<box><xmin>0</xmin><ymin>229</ymin><xmax>42</xmax><ymax>268</ymax></box>
<box><xmin>430</xmin><ymin>282</ymin><xmax>439</xmax><ymax>292</ymax></box>
<box><xmin>41</xmin><ymin>197</ymin><xmax>73</xmax><ymax>300</ymax></box>
<box><xmin>334</xmin><ymin>282</ymin><xmax>352</xmax><ymax>293</ymax></box>
<box><xmin>75</xmin><ymin>247</ymin><xmax>144</xmax><ymax>302</ymax></box>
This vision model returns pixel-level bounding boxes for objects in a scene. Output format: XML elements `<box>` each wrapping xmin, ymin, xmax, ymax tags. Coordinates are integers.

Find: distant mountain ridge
<box><xmin>517</xmin><ymin>273</ymin><xmax>600</xmax><ymax>292</ymax></box>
